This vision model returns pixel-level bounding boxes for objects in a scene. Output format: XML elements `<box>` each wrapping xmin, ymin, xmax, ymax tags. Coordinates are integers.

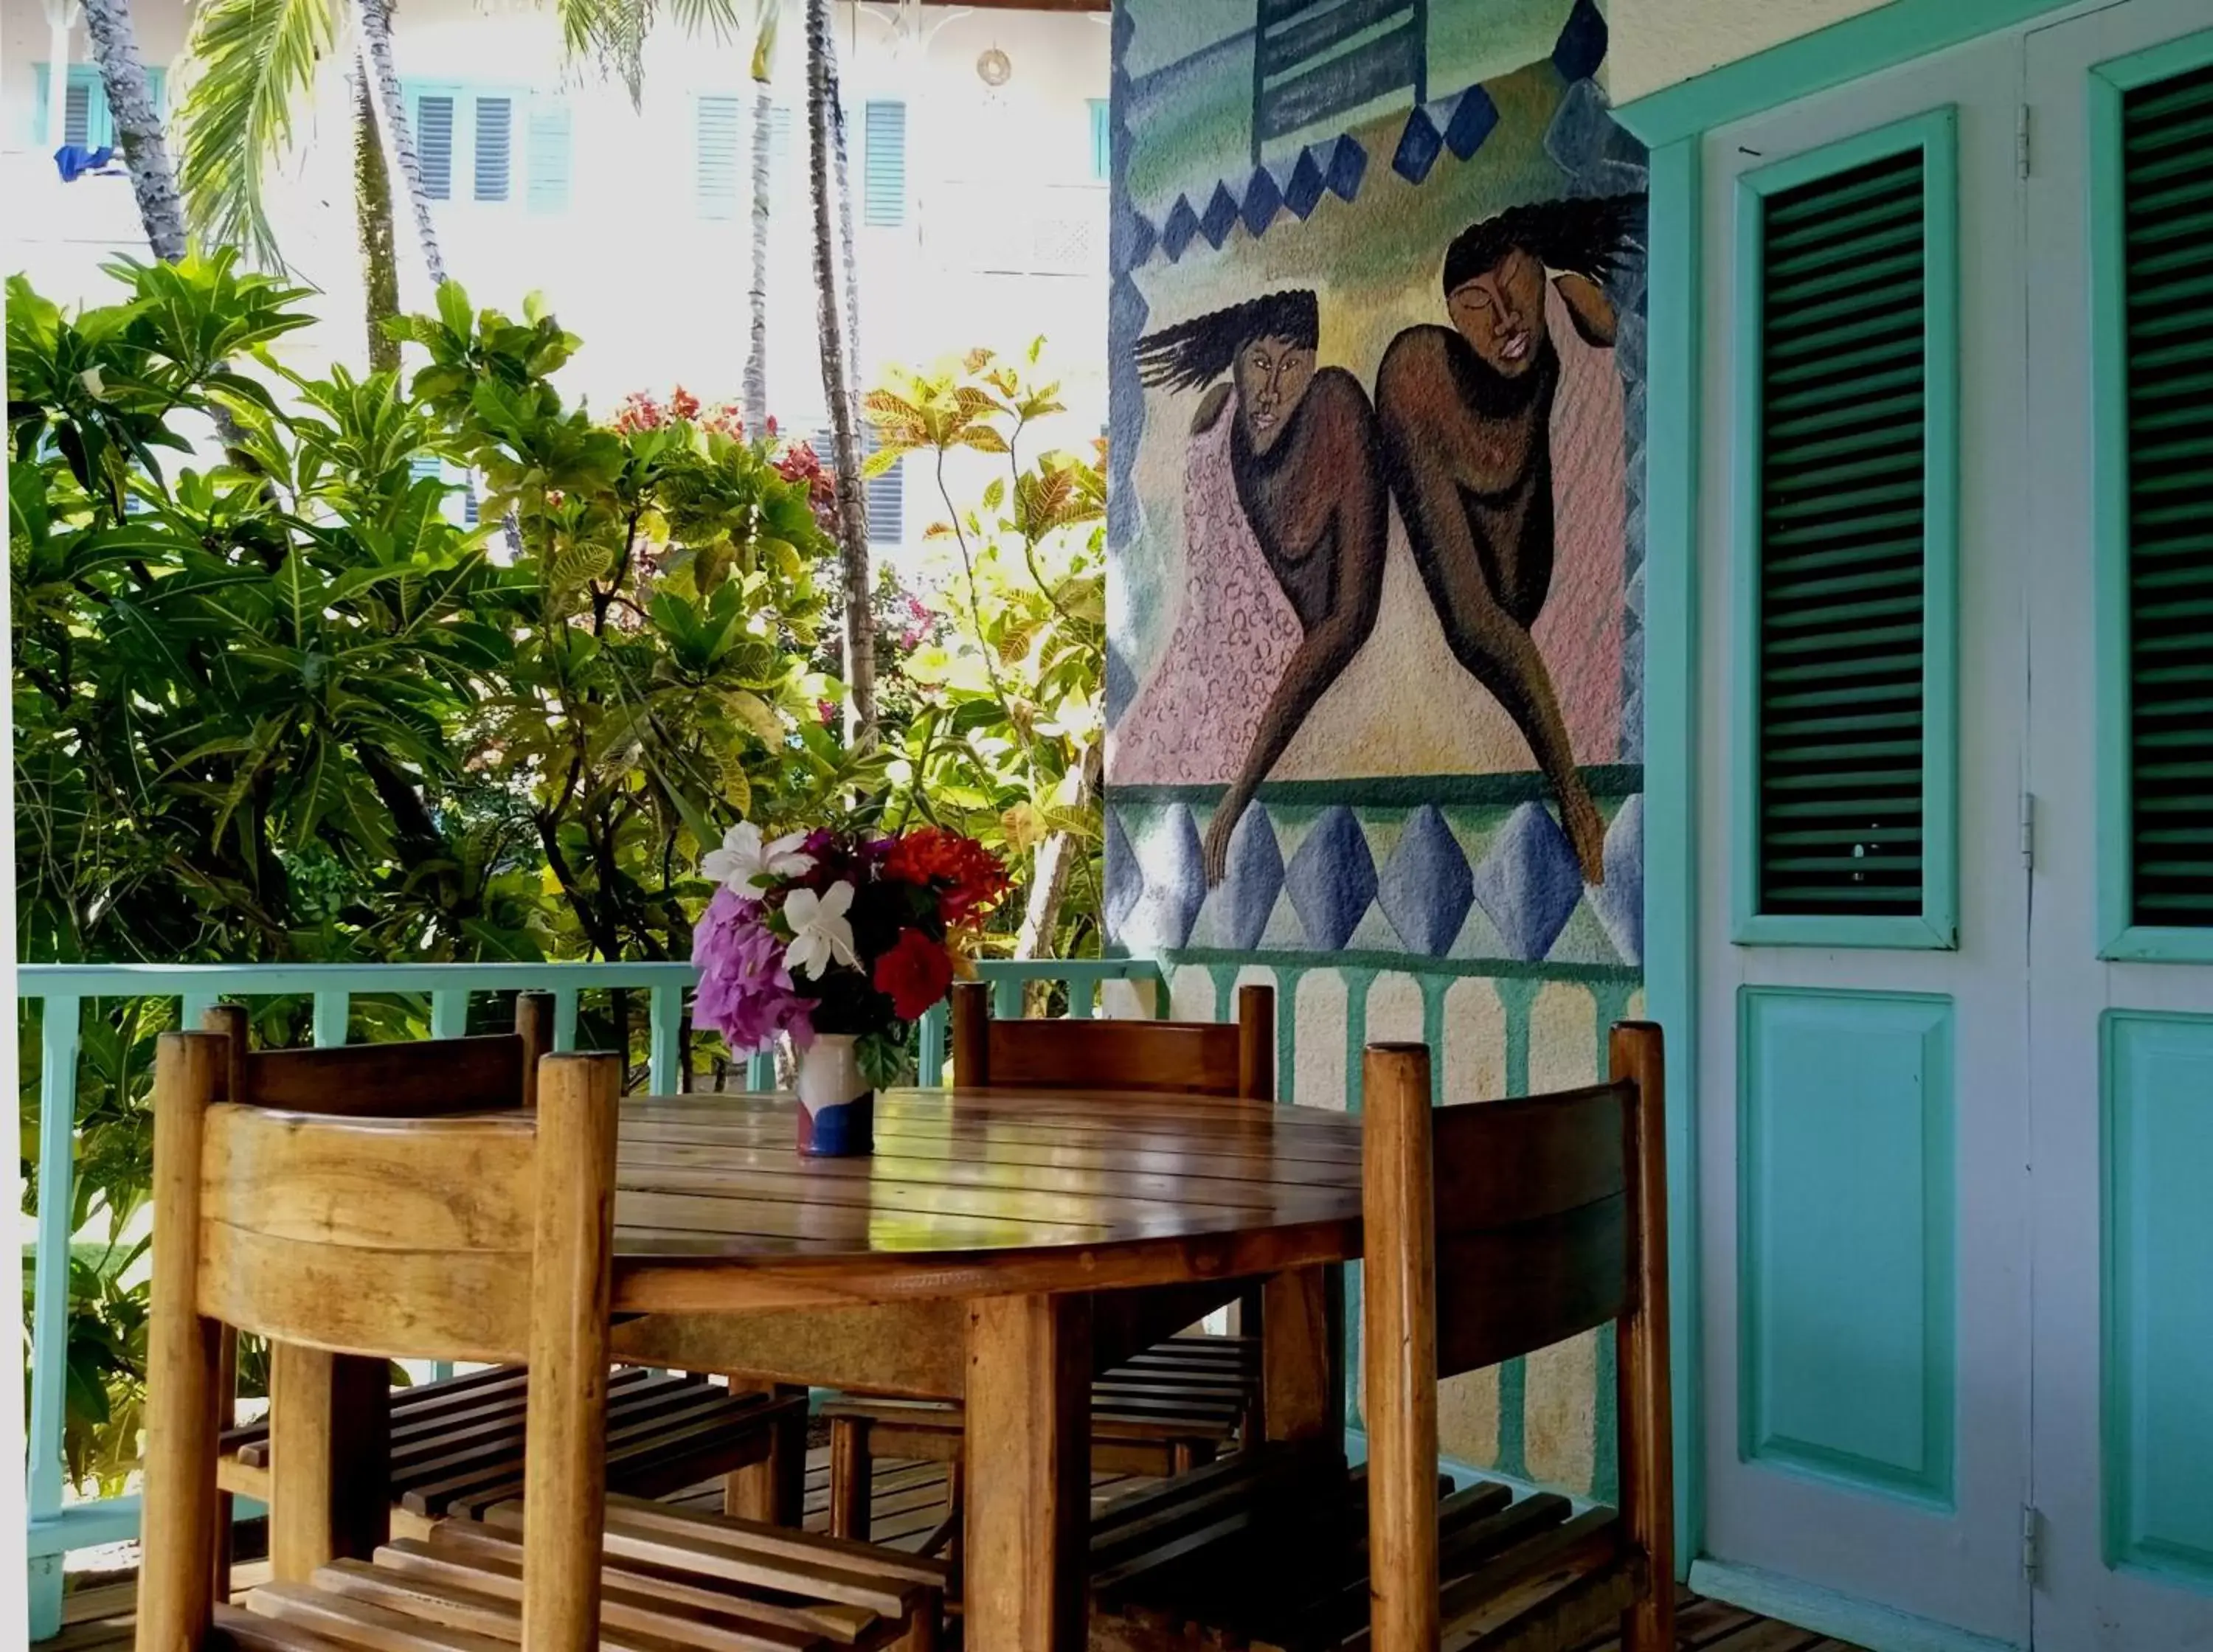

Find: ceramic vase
<box><xmin>794</xmin><ymin>1033</ymin><xmax>874</xmax><ymax>1157</ymax></box>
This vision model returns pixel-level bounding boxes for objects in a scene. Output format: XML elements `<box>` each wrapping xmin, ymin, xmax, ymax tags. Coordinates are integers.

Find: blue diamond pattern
<box><xmin>1392</xmin><ymin>108</ymin><xmax>1444</xmax><ymax>183</ymax></box>
<box><xmin>1554</xmin><ymin>0</ymin><xmax>1608</xmax><ymax>83</ymax></box>
<box><xmin>1199</xmin><ymin>181</ymin><xmax>1241</xmax><ymax>248</ymax></box>
<box><xmin>1284</xmin><ymin>148</ymin><xmax>1327</xmax><ymax>218</ymax></box>
<box><xmin>1377</xmin><ymin>805</ymin><xmax>1473</xmax><ymax>957</ymax></box>
<box><xmin>1241</xmin><ymin>165</ymin><xmax>1283</xmax><ymax>237</ymax></box>
<box><xmin>1160</xmin><ymin>195</ymin><xmax>1200</xmax><ymax>261</ymax></box>
<box><xmin>1125</xmin><ymin>805</ymin><xmax>1205</xmax><ymax>951</ymax></box>
<box><xmin>1285</xmin><ymin>807</ymin><xmax>1378</xmax><ymax>952</ymax></box>
<box><xmin>1104</xmin><ymin>809</ymin><xmax>1140</xmax><ymax>940</ymax></box>
<box><xmin>1588</xmin><ymin>795</ymin><xmax>1645</xmax><ymax>965</ymax></box>
<box><xmin>1444</xmin><ymin>86</ymin><xmax>1500</xmax><ymax>161</ymax></box>
<box><xmin>1323</xmin><ymin>135</ymin><xmax>1366</xmax><ymax>201</ymax></box>
<box><xmin>1126</xmin><ymin>210</ymin><xmax>1157</xmax><ymax>268</ymax></box>
<box><xmin>1213</xmin><ymin>806</ymin><xmax>1285</xmax><ymax>952</ymax></box>
<box><xmin>1470</xmin><ymin>802</ymin><xmax>1584</xmax><ymax>962</ymax></box>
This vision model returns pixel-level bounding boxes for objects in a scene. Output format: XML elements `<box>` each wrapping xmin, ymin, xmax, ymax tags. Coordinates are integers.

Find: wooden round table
<box><xmin>605</xmin><ymin>1086</ymin><xmax>1365</xmax><ymax>1652</ymax></box>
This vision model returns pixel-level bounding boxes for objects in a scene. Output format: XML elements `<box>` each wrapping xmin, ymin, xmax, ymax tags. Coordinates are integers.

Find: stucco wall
<box><xmin>1104</xmin><ymin>0</ymin><xmax>1647</xmax><ymax>1493</ymax></box>
<box><xmin>1604</xmin><ymin>0</ymin><xmax>1897</xmax><ymax>103</ymax></box>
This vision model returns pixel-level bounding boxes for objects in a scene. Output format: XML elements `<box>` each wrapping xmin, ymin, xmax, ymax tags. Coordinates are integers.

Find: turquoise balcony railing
<box><xmin>18</xmin><ymin>957</ymin><xmax>1162</xmax><ymax>1639</ymax></box>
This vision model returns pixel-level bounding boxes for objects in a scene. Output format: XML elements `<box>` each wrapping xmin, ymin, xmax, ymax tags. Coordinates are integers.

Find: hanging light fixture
<box><xmin>976</xmin><ymin>44</ymin><xmax>1011</xmax><ymax>88</ymax></box>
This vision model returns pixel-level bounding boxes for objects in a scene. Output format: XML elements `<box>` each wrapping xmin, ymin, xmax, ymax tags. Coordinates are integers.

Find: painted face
<box><xmin>1447</xmin><ymin>246</ymin><xmax>1548</xmax><ymax>377</ymax></box>
<box><xmin>1230</xmin><ymin>334</ymin><xmax>1316</xmax><ymax>454</ymax></box>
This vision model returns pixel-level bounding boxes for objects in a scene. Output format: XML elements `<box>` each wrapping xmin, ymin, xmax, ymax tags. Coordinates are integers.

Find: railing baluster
<box><xmin>431</xmin><ymin>989</ymin><xmax>469</xmax><ymax>1040</ymax></box>
<box><xmin>553</xmin><ymin>988</ymin><xmax>581</xmax><ymax>1052</ymax></box>
<box><xmin>312</xmin><ymin>990</ymin><xmax>349</xmax><ymax>1048</ymax></box>
<box><xmin>747</xmin><ymin>1049</ymin><xmax>776</xmax><ymax>1092</ymax></box>
<box><xmin>918</xmin><ymin>1003</ymin><xmax>948</xmax><ymax>1086</ymax></box>
<box><xmin>1072</xmin><ymin>977</ymin><xmax>1098</xmax><ymax>1019</ymax></box>
<box><xmin>994</xmin><ymin>975</ymin><xmax>1025</xmax><ymax>1019</ymax></box>
<box><xmin>648</xmin><ymin>983</ymin><xmax>684</xmax><ymax>1097</ymax></box>
<box><xmin>181</xmin><ymin>990</ymin><xmax>219</xmax><ymax>1032</ymax></box>
<box><xmin>27</xmin><ymin>993</ymin><xmax>83</xmax><ymax>1639</ymax></box>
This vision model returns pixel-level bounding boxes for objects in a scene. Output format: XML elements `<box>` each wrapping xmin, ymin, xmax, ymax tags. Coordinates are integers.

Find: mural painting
<box><xmin>1104</xmin><ymin>0</ymin><xmax>1648</xmax><ymax>1490</ymax></box>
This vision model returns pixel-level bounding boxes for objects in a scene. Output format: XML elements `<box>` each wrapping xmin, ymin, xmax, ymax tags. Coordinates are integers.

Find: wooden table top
<box><xmin>609</xmin><ymin>1087</ymin><xmax>1365</xmax><ymax>1312</ymax></box>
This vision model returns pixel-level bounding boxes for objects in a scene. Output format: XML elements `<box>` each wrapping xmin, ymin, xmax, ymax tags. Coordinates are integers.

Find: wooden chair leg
<box><xmin>727</xmin><ymin>1384</ymin><xmax>807</xmax><ymax>1524</ymax></box>
<box><xmin>829</xmin><ymin>1414</ymin><xmax>873</xmax><ymax>1540</ymax></box>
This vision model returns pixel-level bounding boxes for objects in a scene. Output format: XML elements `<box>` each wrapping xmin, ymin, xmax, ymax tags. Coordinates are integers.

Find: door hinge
<box><xmin>2018</xmin><ymin>103</ymin><xmax>2033</xmax><ymax>178</ymax></box>
<box><xmin>2023</xmin><ymin>1504</ymin><xmax>2043</xmax><ymax>1583</ymax></box>
<box><xmin>2020</xmin><ymin>791</ymin><xmax>2037</xmax><ymax>872</ymax></box>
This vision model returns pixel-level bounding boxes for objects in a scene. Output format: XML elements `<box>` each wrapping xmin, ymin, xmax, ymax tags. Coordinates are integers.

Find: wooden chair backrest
<box><xmin>1360</xmin><ymin>1023</ymin><xmax>1672</xmax><ymax>1652</ymax></box>
<box><xmin>200</xmin><ymin>990</ymin><xmax>553</xmax><ymax>1114</ymax></box>
<box><xmin>949</xmin><ymin>979</ymin><xmax>1275</xmax><ymax>1099</ymax></box>
<box><xmin>139</xmin><ymin>1031</ymin><xmax>622</xmax><ymax>1651</ymax></box>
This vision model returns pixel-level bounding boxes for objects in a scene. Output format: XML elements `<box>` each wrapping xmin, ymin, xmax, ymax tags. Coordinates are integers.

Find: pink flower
<box><xmin>692</xmin><ymin>886</ymin><xmax>816</xmax><ymax>1055</ymax></box>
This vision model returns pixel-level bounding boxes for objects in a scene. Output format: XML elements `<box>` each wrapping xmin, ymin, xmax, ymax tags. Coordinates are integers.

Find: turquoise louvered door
<box><xmin>2026</xmin><ymin>6</ymin><xmax>2213</xmax><ymax>1650</ymax></box>
<box><xmin>1698</xmin><ymin>36</ymin><xmax>2035</xmax><ymax>1650</ymax></box>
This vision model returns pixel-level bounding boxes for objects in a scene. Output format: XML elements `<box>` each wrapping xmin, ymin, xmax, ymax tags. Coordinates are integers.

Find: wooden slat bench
<box><xmin>220</xmin><ymin>1365</ymin><xmax>806</xmax><ymax>1535</ymax></box>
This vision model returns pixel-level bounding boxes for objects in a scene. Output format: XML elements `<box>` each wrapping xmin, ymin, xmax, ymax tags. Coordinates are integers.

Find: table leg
<box><xmin>727</xmin><ymin>1382</ymin><xmax>807</xmax><ymax>1525</ymax></box>
<box><xmin>1260</xmin><ymin>1263</ymin><xmax>1345</xmax><ymax>1446</ymax></box>
<box><xmin>963</xmin><ymin>1292</ymin><xmax>1091</xmax><ymax>1652</ymax></box>
<box><xmin>269</xmin><ymin>1344</ymin><xmax>389</xmax><ymax>1581</ymax></box>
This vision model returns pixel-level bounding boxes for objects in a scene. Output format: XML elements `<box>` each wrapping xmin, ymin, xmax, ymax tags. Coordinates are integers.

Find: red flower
<box><xmin>873</xmin><ymin>927</ymin><xmax>953</xmax><ymax>1021</ymax></box>
<box><xmin>883</xmin><ymin>827</ymin><xmax>1011</xmax><ymax>925</ymax></box>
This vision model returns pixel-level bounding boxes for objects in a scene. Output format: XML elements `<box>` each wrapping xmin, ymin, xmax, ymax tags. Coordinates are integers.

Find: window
<box><xmin>2093</xmin><ymin>45</ymin><xmax>2213</xmax><ymax>951</ymax></box>
<box><xmin>406</xmin><ymin>83</ymin><xmax>558</xmax><ymax>210</ymax></box>
<box><xmin>864</xmin><ymin>100</ymin><xmax>906</xmax><ymax>227</ymax></box>
<box><xmin>1732</xmin><ymin>108</ymin><xmax>1958</xmax><ymax>948</ymax></box>
<box><xmin>812</xmin><ymin>426</ymin><xmax>904</xmax><ymax>546</ymax></box>
<box><xmin>473</xmin><ymin>96</ymin><xmax>513</xmax><ymax>201</ymax></box>
<box><xmin>32</xmin><ymin>63</ymin><xmax>165</xmax><ymax>150</ymax></box>
<box><xmin>696</xmin><ymin>94</ymin><xmax>743</xmax><ymax>221</ymax></box>
<box><xmin>416</xmin><ymin>93</ymin><xmax>456</xmax><ymax>200</ymax></box>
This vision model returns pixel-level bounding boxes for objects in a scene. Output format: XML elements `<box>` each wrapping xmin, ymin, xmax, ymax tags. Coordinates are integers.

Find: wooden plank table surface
<box><xmin>607</xmin><ymin>1085</ymin><xmax>1366</xmax><ymax>1652</ymax></box>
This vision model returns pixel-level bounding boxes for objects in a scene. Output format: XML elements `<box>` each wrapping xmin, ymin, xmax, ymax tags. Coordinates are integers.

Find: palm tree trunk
<box><xmin>356</xmin><ymin>0</ymin><xmax>446</xmax><ymax>288</ymax></box>
<box><xmin>805</xmin><ymin>0</ymin><xmax>874</xmax><ymax>748</ymax></box>
<box><xmin>825</xmin><ymin>52</ymin><xmax>861</xmax><ymax>422</ymax></box>
<box><xmin>78</xmin><ymin>0</ymin><xmax>186</xmax><ymax>263</ymax></box>
<box><xmin>353</xmin><ymin>66</ymin><xmax>402</xmax><ymax>373</ymax></box>
<box><xmin>741</xmin><ymin>10</ymin><xmax>778</xmax><ymax>431</ymax></box>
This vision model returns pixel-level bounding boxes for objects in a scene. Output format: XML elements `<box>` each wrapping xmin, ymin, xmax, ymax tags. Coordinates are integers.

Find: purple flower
<box><xmin>692</xmin><ymin>886</ymin><xmax>816</xmax><ymax>1055</ymax></box>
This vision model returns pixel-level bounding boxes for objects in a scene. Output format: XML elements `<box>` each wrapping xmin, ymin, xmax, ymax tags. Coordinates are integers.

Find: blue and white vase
<box><xmin>794</xmin><ymin>1033</ymin><xmax>874</xmax><ymax>1157</ymax></box>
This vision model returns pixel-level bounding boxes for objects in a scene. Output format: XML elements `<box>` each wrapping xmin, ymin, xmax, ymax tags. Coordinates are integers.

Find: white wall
<box><xmin>1604</xmin><ymin>0</ymin><xmax>1897</xmax><ymax>103</ymax></box>
<box><xmin>1</xmin><ymin>0</ymin><xmax>1109</xmax><ymax>532</ymax></box>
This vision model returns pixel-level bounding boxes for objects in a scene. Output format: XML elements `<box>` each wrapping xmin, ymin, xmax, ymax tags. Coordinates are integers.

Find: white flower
<box><xmin>702</xmin><ymin>822</ymin><xmax>814</xmax><ymax>892</ymax></box>
<box><xmin>783</xmin><ymin>881</ymin><xmax>858</xmax><ymax>980</ymax></box>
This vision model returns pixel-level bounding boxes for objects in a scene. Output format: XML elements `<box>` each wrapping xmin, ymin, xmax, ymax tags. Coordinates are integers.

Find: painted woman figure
<box><xmin>1376</xmin><ymin>194</ymin><xmax>1642</xmax><ymax>884</ymax></box>
<box><xmin>1117</xmin><ymin>290</ymin><xmax>1390</xmax><ymax>884</ymax></box>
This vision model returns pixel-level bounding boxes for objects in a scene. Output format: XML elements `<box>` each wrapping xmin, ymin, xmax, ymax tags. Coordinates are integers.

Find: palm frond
<box><xmin>174</xmin><ymin>0</ymin><xmax>337</xmax><ymax>270</ymax></box>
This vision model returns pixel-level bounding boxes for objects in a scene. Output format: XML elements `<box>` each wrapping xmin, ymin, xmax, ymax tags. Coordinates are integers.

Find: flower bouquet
<box><xmin>691</xmin><ymin>822</ymin><xmax>1012</xmax><ymax>1156</ymax></box>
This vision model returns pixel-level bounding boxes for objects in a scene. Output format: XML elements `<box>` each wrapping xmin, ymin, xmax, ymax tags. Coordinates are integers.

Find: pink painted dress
<box><xmin>1111</xmin><ymin>405</ymin><xmax>1303</xmax><ymax>785</ymax></box>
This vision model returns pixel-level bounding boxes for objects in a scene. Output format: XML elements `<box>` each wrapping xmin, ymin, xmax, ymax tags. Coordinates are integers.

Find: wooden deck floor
<box><xmin>46</xmin><ymin>1454</ymin><xmax>1865</xmax><ymax>1651</ymax></box>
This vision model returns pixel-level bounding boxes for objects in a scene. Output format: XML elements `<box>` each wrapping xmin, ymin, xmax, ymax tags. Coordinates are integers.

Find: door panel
<box><xmin>2026</xmin><ymin>3</ymin><xmax>2213</xmax><ymax>1646</ymax></box>
<box><xmin>1697</xmin><ymin>32</ymin><xmax>2033</xmax><ymax>1646</ymax></box>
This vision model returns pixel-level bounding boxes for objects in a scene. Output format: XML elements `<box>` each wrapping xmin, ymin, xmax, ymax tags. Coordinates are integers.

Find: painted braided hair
<box><xmin>1133</xmin><ymin>289</ymin><xmax>1321</xmax><ymax>394</ymax></box>
<box><xmin>1440</xmin><ymin>192</ymin><xmax>1645</xmax><ymax>295</ymax></box>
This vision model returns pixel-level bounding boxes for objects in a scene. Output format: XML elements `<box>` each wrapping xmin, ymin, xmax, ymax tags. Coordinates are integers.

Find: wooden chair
<box><xmin>139</xmin><ymin>1030</ymin><xmax>945</xmax><ymax>1652</ymax></box>
<box><xmin>820</xmin><ymin>982</ymin><xmax>1275</xmax><ymax>1546</ymax></box>
<box><xmin>201</xmin><ymin>993</ymin><xmax>805</xmax><ymax>1589</ymax></box>
<box><xmin>1089</xmin><ymin>1023</ymin><xmax>1675</xmax><ymax>1652</ymax></box>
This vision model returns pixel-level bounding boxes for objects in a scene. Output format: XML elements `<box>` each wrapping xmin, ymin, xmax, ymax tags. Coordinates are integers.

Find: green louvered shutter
<box><xmin>528</xmin><ymin>97</ymin><xmax>572</xmax><ymax>212</ymax></box>
<box><xmin>2121</xmin><ymin>60</ymin><xmax>2213</xmax><ymax>926</ymax></box>
<box><xmin>473</xmin><ymin>94</ymin><xmax>513</xmax><ymax>201</ymax></box>
<box><xmin>1753</xmin><ymin>146</ymin><xmax>1930</xmax><ymax>918</ymax></box>
<box><xmin>416</xmin><ymin>93</ymin><xmax>455</xmax><ymax>199</ymax></box>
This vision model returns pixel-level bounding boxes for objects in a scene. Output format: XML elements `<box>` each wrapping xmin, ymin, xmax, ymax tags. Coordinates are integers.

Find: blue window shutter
<box><xmin>30</xmin><ymin>64</ymin><xmax>49</xmax><ymax>145</ymax></box>
<box><xmin>865</xmin><ymin>441</ymin><xmax>904</xmax><ymax>542</ymax></box>
<box><xmin>864</xmin><ymin>100</ymin><xmax>905</xmax><ymax>227</ymax></box>
<box><xmin>415</xmin><ymin>92</ymin><xmax>455</xmax><ymax>200</ymax></box>
<box><xmin>473</xmin><ymin>95</ymin><xmax>513</xmax><ymax>201</ymax></box>
<box><xmin>69</xmin><ymin>66</ymin><xmax>108</xmax><ymax>148</ymax></box>
<box><xmin>527</xmin><ymin>96</ymin><xmax>571</xmax><ymax>213</ymax></box>
<box><xmin>1090</xmin><ymin>97</ymin><xmax>1109</xmax><ymax>181</ymax></box>
<box><xmin>697</xmin><ymin>94</ymin><xmax>741</xmax><ymax>220</ymax></box>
